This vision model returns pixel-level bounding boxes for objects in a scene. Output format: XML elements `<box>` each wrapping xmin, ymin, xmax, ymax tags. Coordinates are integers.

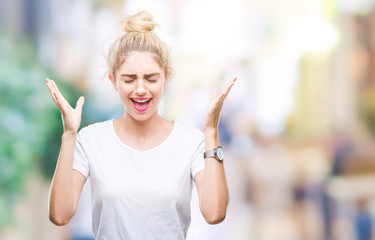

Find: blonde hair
<box><xmin>107</xmin><ymin>11</ymin><xmax>171</xmax><ymax>79</ymax></box>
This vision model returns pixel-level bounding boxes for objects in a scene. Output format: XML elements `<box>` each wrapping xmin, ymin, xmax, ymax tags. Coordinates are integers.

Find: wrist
<box><xmin>62</xmin><ymin>131</ymin><xmax>77</xmax><ymax>139</ymax></box>
<box><xmin>204</xmin><ymin>128</ymin><xmax>219</xmax><ymax>137</ymax></box>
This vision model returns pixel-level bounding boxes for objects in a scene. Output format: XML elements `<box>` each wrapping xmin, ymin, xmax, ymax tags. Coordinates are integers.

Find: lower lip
<box><xmin>131</xmin><ymin>99</ymin><xmax>152</xmax><ymax>112</ymax></box>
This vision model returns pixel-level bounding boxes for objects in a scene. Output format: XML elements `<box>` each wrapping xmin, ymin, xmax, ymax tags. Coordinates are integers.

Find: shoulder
<box><xmin>174</xmin><ymin>121</ymin><xmax>204</xmax><ymax>141</ymax></box>
<box><xmin>77</xmin><ymin>119</ymin><xmax>113</xmax><ymax>138</ymax></box>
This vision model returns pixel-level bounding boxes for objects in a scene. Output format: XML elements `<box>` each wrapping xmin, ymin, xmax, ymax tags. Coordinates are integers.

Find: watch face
<box><xmin>216</xmin><ymin>146</ymin><xmax>225</xmax><ymax>161</ymax></box>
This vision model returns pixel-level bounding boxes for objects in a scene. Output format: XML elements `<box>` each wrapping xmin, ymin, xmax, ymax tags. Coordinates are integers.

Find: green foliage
<box><xmin>0</xmin><ymin>36</ymin><xmax>85</xmax><ymax>229</ymax></box>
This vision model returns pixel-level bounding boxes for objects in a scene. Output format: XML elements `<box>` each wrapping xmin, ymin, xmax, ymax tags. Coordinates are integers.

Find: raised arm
<box><xmin>45</xmin><ymin>78</ymin><xmax>86</xmax><ymax>226</ymax></box>
<box><xmin>194</xmin><ymin>77</ymin><xmax>237</xmax><ymax>224</ymax></box>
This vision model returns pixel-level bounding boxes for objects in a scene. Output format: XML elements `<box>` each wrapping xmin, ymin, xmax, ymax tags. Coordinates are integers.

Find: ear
<box><xmin>164</xmin><ymin>70</ymin><xmax>171</xmax><ymax>89</ymax></box>
<box><xmin>109</xmin><ymin>73</ymin><xmax>118</xmax><ymax>91</ymax></box>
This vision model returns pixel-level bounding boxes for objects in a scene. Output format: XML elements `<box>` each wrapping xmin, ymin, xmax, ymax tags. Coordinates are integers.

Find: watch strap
<box><xmin>203</xmin><ymin>149</ymin><xmax>216</xmax><ymax>159</ymax></box>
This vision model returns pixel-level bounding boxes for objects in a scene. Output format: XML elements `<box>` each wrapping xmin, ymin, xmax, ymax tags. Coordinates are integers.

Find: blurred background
<box><xmin>1</xmin><ymin>0</ymin><xmax>375</xmax><ymax>239</ymax></box>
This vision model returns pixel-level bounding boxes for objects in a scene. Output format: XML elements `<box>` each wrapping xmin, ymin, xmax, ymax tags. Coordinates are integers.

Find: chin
<box><xmin>126</xmin><ymin>109</ymin><xmax>158</xmax><ymax>122</ymax></box>
<box><xmin>130</xmin><ymin>115</ymin><xmax>152</xmax><ymax>122</ymax></box>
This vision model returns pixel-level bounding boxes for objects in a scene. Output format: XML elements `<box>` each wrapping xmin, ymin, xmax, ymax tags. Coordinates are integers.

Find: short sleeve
<box><xmin>191</xmin><ymin>131</ymin><xmax>205</xmax><ymax>178</ymax></box>
<box><xmin>73</xmin><ymin>129</ymin><xmax>90</xmax><ymax>178</ymax></box>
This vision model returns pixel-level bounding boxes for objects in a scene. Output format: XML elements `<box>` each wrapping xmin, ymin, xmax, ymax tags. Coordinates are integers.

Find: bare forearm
<box><xmin>200</xmin><ymin>129</ymin><xmax>229</xmax><ymax>224</ymax></box>
<box><xmin>48</xmin><ymin>132</ymin><xmax>76</xmax><ymax>225</ymax></box>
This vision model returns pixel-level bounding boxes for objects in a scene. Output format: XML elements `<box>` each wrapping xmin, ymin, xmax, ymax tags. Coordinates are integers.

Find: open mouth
<box><xmin>131</xmin><ymin>98</ymin><xmax>152</xmax><ymax>112</ymax></box>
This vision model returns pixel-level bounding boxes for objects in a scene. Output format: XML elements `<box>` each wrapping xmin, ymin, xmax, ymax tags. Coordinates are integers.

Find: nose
<box><xmin>135</xmin><ymin>78</ymin><xmax>147</xmax><ymax>95</ymax></box>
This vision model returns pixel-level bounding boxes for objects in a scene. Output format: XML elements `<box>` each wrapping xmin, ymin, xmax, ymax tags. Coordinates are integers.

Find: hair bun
<box><xmin>124</xmin><ymin>11</ymin><xmax>157</xmax><ymax>33</ymax></box>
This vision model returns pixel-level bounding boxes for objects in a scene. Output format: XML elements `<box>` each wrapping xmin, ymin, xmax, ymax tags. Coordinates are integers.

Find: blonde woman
<box><xmin>46</xmin><ymin>11</ymin><xmax>236</xmax><ymax>239</ymax></box>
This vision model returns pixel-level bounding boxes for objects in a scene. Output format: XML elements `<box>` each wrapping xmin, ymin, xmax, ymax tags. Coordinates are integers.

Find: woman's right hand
<box><xmin>46</xmin><ymin>78</ymin><xmax>85</xmax><ymax>135</ymax></box>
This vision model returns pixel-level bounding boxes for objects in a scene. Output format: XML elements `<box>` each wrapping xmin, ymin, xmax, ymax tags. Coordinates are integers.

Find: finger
<box><xmin>219</xmin><ymin>83</ymin><xmax>233</xmax><ymax>101</ymax></box>
<box><xmin>45</xmin><ymin>79</ymin><xmax>53</xmax><ymax>95</ymax></box>
<box><xmin>46</xmin><ymin>78</ymin><xmax>56</xmax><ymax>91</ymax></box>
<box><xmin>51</xmin><ymin>91</ymin><xmax>58</xmax><ymax>103</ymax></box>
<box><xmin>53</xmin><ymin>92</ymin><xmax>63</xmax><ymax>111</ymax></box>
<box><xmin>221</xmin><ymin>77</ymin><xmax>237</xmax><ymax>98</ymax></box>
<box><xmin>46</xmin><ymin>79</ymin><xmax>58</xmax><ymax>103</ymax></box>
<box><xmin>224</xmin><ymin>77</ymin><xmax>237</xmax><ymax>93</ymax></box>
<box><xmin>224</xmin><ymin>76</ymin><xmax>237</xmax><ymax>88</ymax></box>
<box><xmin>50</xmin><ymin>79</ymin><xmax>65</xmax><ymax>101</ymax></box>
<box><xmin>46</xmin><ymin>78</ymin><xmax>53</xmax><ymax>92</ymax></box>
<box><xmin>50</xmin><ymin>79</ymin><xmax>71</xmax><ymax>107</ymax></box>
<box><xmin>48</xmin><ymin>79</ymin><xmax>63</xmax><ymax>102</ymax></box>
<box><xmin>75</xmin><ymin>96</ymin><xmax>85</xmax><ymax>110</ymax></box>
<box><xmin>49</xmin><ymin>83</ymin><xmax>66</xmax><ymax>109</ymax></box>
<box><xmin>50</xmin><ymin>80</ymin><xmax>61</xmax><ymax>95</ymax></box>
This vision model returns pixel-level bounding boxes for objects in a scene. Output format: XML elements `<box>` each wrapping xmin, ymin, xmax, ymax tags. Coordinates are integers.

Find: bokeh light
<box><xmin>1</xmin><ymin>0</ymin><xmax>375</xmax><ymax>239</ymax></box>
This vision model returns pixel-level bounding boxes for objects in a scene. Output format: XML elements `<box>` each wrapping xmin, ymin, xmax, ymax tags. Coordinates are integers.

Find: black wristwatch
<box><xmin>203</xmin><ymin>146</ymin><xmax>224</xmax><ymax>162</ymax></box>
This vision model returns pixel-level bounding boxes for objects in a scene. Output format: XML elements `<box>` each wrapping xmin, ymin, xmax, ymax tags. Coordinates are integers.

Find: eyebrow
<box><xmin>144</xmin><ymin>73</ymin><xmax>160</xmax><ymax>78</ymax></box>
<box><xmin>120</xmin><ymin>73</ymin><xmax>160</xmax><ymax>78</ymax></box>
<box><xmin>121</xmin><ymin>74</ymin><xmax>137</xmax><ymax>78</ymax></box>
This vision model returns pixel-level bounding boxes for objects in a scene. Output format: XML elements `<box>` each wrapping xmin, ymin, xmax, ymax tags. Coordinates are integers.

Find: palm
<box><xmin>45</xmin><ymin>78</ymin><xmax>85</xmax><ymax>134</ymax></box>
<box><xmin>60</xmin><ymin>102</ymin><xmax>83</xmax><ymax>133</ymax></box>
<box><xmin>203</xmin><ymin>77</ymin><xmax>237</xmax><ymax>131</ymax></box>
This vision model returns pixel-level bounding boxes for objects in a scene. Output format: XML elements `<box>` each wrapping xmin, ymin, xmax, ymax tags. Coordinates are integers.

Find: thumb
<box><xmin>75</xmin><ymin>96</ymin><xmax>85</xmax><ymax>110</ymax></box>
<box><xmin>211</xmin><ymin>91</ymin><xmax>217</xmax><ymax>99</ymax></box>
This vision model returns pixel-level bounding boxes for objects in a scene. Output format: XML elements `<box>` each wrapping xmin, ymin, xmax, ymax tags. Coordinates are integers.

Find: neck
<box><xmin>120</xmin><ymin>111</ymin><xmax>165</xmax><ymax>138</ymax></box>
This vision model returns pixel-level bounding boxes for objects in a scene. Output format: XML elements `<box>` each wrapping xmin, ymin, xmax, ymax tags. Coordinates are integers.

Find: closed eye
<box><xmin>122</xmin><ymin>77</ymin><xmax>135</xmax><ymax>83</ymax></box>
<box><xmin>145</xmin><ymin>73</ymin><xmax>160</xmax><ymax>83</ymax></box>
<box><xmin>121</xmin><ymin>74</ymin><xmax>136</xmax><ymax>83</ymax></box>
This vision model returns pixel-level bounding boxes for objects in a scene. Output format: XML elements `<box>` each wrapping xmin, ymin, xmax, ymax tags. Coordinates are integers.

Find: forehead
<box><xmin>118</xmin><ymin>51</ymin><xmax>162</xmax><ymax>74</ymax></box>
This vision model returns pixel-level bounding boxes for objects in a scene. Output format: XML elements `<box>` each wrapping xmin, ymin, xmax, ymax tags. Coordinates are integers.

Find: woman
<box><xmin>46</xmin><ymin>11</ymin><xmax>236</xmax><ymax>239</ymax></box>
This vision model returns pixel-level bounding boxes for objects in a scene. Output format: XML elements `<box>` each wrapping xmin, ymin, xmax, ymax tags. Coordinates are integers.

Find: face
<box><xmin>110</xmin><ymin>51</ymin><xmax>169</xmax><ymax>122</ymax></box>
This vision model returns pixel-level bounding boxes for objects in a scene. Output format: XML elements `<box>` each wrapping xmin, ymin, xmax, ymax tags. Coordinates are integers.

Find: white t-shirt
<box><xmin>73</xmin><ymin>120</ymin><xmax>205</xmax><ymax>240</ymax></box>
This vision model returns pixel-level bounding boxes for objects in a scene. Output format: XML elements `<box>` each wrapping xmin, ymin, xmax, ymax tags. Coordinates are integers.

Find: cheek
<box><xmin>154</xmin><ymin>86</ymin><xmax>164</xmax><ymax>96</ymax></box>
<box><xmin>153</xmin><ymin>91</ymin><xmax>164</xmax><ymax>101</ymax></box>
<box><xmin>117</xmin><ymin>85</ymin><xmax>133</xmax><ymax>98</ymax></box>
<box><xmin>152</xmin><ymin>83</ymin><xmax>165</xmax><ymax>96</ymax></box>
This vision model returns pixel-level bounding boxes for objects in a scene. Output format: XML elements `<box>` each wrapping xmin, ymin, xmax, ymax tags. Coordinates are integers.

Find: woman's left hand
<box><xmin>203</xmin><ymin>77</ymin><xmax>237</xmax><ymax>132</ymax></box>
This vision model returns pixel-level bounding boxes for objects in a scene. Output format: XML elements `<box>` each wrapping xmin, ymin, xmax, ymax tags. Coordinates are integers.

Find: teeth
<box><xmin>133</xmin><ymin>99</ymin><xmax>150</xmax><ymax>103</ymax></box>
